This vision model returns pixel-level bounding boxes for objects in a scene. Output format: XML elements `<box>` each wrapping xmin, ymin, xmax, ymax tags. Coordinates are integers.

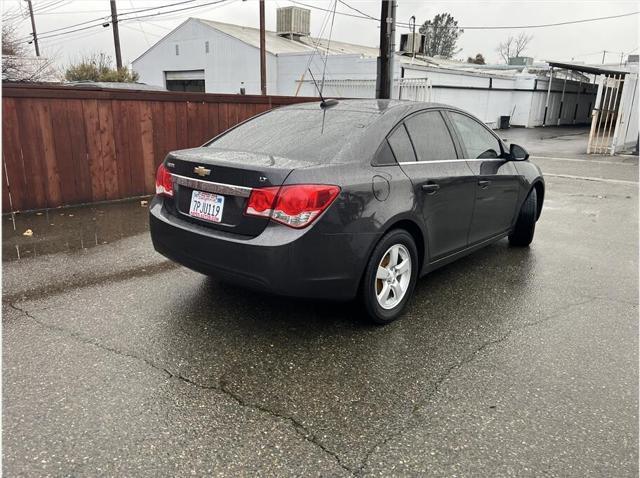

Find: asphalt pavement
<box><xmin>3</xmin><ymin>128</ymin><xmax>638</xmax><ymax>476</ymax></box>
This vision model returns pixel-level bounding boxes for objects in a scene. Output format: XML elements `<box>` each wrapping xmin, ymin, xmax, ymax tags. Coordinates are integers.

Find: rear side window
<box><xmin>448</xmin><ymin>112</ymin><xmax>502</xmax><ymax>159</ymax></box>
<box><xmin>208</xmin><ymin>108</ymin><xmax>379</xmax><ymax>163</ymax></box>
<box><xmin>387</xmin><ymin>124</ymin><xmax>416</xmax><ymax>162</ymax></box>
<box><xmin>405</xmin><ymin>111</ymin><xmax>457</xmax><ymax>162</ymax></box>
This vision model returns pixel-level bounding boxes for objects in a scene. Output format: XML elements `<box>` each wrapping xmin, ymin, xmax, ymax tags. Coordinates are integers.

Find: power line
<box><xmin>118</xmin><ymin>0</ymin><xmax>201</xmax><ymax>18</ymax></box>
<box><xmin>336</xmin><ymin>0</ymin><xmax>376</xmax><ymax>20</ymax></box>
<box><xmin>294</xmin><ymin>1</ymin><xmax>639</xmax><ymax>30</ymax></box>
<box><xmin>114</xmin><ymin>0</ymin><xmax>229</xmax><ymax>22</ymax></box>
<box><xmin>320</xmin><ymin>0</ymin><xmax>337</xmax><ymax>94</ymax></box>
<box><xmin>461</xmin><ymin>10</ymin><xmax>639</xmax><ymax>30</ymax></box>
<box><xmin>22</xmin><ymin>0</ymin><xmax>232</xmax><ymax>42</ymax></box>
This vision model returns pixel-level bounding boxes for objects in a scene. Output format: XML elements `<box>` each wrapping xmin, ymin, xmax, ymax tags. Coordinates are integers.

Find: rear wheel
<box><xmin>361</xmin><ymin>230</ymin><xmax>418</xmax><ymax>325</ymax></box>
<box><xmin>509</xmin><ymin>188</ymin><xmax>537</xmax><ymax>247</ymax></box>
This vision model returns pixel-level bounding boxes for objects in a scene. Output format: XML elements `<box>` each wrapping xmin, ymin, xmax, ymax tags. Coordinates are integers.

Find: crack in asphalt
<box><xmin>6</xmin><ymin>296</ymin><xmax>599</xmax><ymax>477</ymax></box>
<box><xmin>354</xmin><ymin>297</ymin><xmax>599</xmax><ymax>476</ymax></box>
<box><xmin>6</xmin><ymin>301</ymin><xmax>356</xmax><ymax>477</ymax></box>
<box><xmin>176</xmin><ymin>373</ymin><xmax>356</xmax><ymax>475</ymax></box>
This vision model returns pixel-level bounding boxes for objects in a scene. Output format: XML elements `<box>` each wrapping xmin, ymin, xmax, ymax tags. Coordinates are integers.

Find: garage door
<box><xmin>165</xmin><ymin>70</ymin><xmax>205</xmax><ymax>92</ymax></box>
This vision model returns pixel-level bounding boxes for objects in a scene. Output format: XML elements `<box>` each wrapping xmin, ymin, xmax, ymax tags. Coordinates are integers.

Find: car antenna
<box><xmin>308</xmin><ymin>68</ymin><xmax>338</xmax><ymax>108</ymax></box>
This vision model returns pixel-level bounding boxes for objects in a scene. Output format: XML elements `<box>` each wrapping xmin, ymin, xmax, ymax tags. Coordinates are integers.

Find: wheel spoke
<box><xmin>389</xmin><ymin>246</ymin><xmax>399</xmax><ymax>267</ymax></box>
<box><xmin>390</xmin><ymin>282</ymin><xmax>402</xmax><ymax>299</ymax></box>
<box><xmin>396</xmin><ymin>258</ymin><xmax>410</xmax><ymax>275</ymax></box>
<box><xmin>376</xmin><ymin>266</ymin><xmax>389</xmax><ymax>280</ymax></box>
<box><xmin>377</xmin><ymin>282</ymin><xmax>391</xmax><ymax>303</ymax></box>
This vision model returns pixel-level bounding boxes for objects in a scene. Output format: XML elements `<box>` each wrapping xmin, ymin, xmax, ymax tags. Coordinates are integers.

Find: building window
<box><xmin>205</xmin><ymin>41</ymin><xmax>210</xmax><ymax>54</ymax></box>
<box><xmin>175</xmin><ymin>44</ymin><xmax>179</xmax><ymax>56</ymax></box>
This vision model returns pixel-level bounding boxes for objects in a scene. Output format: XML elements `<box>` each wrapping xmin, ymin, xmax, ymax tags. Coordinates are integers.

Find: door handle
<box><xmin>478</xmin><ymin>180</ymin><xmax>491</xmax><ymax>189</ymax></box>
<box><xmin>421</xmin><ymin>183</ymin><xmax>440</xmax><ymax>194</ymax></box>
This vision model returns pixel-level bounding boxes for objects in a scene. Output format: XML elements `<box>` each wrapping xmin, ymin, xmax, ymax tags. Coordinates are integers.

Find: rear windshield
<box><xmin>208</xmin><ymin>107</ymin><xmax>379</xmax><ymax>163</ymax></box>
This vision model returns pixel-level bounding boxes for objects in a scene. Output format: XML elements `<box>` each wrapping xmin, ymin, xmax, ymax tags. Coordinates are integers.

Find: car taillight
<box><xmin>245</xmin><ymin>184</ymin><xmax>340</xmax><ymax>228</ymax></box>
<box><xmin>155</xmin><ymin>163</ymin><xmax>173</xmax><ymax>197</ymax></box>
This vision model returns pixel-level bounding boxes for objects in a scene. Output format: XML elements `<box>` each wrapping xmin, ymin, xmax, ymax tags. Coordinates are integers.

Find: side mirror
<box><xmin>510</xmin><ymin>143</ymin><xmax>529</xmax><ymax>161</ymax></box>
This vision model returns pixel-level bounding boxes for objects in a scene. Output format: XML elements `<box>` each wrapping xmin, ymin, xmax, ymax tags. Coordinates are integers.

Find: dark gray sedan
<box><xmin>150</xmin><ymin>100</ymin><xmax>544</xmax><ymax>324</ymax></box>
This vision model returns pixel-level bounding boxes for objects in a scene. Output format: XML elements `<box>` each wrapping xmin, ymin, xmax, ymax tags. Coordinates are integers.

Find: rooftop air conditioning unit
<box><xmin>400</xmin><ymin>33</ymin><xmax>425</xmax><ymax>55</ymax></box>
<box><xmin>508</xmin><ymin>56</ymin><xmax>534</xmax><ymax>66</ymax></box>
<box><xmin>277</xmin><ymin>7</ymin><xmax>310</xmax><ymax>38</ymax></box>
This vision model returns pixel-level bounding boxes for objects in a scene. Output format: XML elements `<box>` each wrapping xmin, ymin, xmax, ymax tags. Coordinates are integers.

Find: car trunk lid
<box><xmin>165</xmin><ymin>147</ymin><xmax>309</xmax><ymax>236</ymax></box>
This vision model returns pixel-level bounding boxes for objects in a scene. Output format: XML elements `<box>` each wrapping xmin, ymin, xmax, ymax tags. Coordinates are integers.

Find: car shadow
<box><xmin>174</xmin><ymin>238</ymin><xmax>536</xmax><ymax>336</ymax></box>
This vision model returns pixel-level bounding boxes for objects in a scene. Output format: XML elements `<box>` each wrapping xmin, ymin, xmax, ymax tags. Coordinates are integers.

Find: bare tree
<box><xmin>2</xmin><ymin>20</ymin><xmax>26</xmax><ymax>77</ymax></box>
<box><xmin>2</xmin><ymin>18</ymin><xmax>57</xmax><ymax>82</ymax></box>
<box><xmin>496</xmin><ymin>32</ymin><xmax>533</xmax><ymax>64</ymax></box>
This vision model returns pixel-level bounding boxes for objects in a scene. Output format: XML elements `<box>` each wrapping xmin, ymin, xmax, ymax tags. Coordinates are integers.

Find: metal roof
<box><xmin>546</xmin><ymin>60</ymin><xmax>633</xmax><ymax>76</ymax></box>
<box><xmin>196</xmin><ymin>19</ymin><xmax>379</xmax><ymax>57</ymax></box>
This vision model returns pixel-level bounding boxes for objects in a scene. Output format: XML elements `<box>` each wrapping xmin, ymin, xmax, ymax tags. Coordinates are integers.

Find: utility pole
<box><xmin>376</xmin><ymin>0</ymin><xmax>396</xmax><ymax>99</ymax></box>
<box><xmin>110</xmin><ymin>0</ymin><xmax>123</xmax><ymax>69</ymax></box>
<box><xmin>409</xmin><ymin>15</ymin><xmax>416</xmax><ymax>59</ymax></box>
<box><xmin>25</xmin><ymin>0</ymin><xmax>40</xmax><ymax>57</ymax></box>
<box><xmin>259</xmin><ymin>0</ymin><xmax>267</xmax><ymax>95</ymax></box>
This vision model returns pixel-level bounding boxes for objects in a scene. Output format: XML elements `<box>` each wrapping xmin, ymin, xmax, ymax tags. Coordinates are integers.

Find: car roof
<box><xmin>279</xmin><ymin>99</ymin><xmax>469</xmax><ymax>129</ymax></box>
<box><xmin>282</xmin><ymin>98</ymin><xmax>447</xmax><ymax>114</ymax></box>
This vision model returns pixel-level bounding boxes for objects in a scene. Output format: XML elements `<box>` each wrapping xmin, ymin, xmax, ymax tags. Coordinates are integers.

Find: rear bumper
<box><xmin>149</xmin><ymin>198</ymin><xmax>378</xmax><ymax>300</ymax></box>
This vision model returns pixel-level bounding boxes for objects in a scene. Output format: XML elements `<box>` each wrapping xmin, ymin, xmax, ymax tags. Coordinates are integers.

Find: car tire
<box><xmin>361</xmin><ymin>229</ymin><xmax>419</xmax><ymax>325</ymax></box>
<box><xmin>509</xmin><ymin>187</ymin><xmax>537</xmax><ymax>247</ymax></box>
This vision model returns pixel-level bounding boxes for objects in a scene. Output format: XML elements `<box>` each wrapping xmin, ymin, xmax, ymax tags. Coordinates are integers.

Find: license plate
<box><xmin>189</xmin><ymin>190</ymin><xmax>224</xmax><ymax>223</ymax></box>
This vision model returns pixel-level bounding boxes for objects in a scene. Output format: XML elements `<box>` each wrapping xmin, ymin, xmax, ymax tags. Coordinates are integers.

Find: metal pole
<box><xmin>574</xmin><ymin>77</ymin><xmax>582</xmax><ymax>124</ymax></box>
<box><xmin>410</xmin><ymin>15</ymin><xmax>416</xmax><ymax>60</ymax></box>
<box><xmin>601</xmin><ymin>50</ymin><xmax>606</xmax><ymax>64</ymax></box>
<box><xmin>25</xmin><ymin>0</ymin><xmax>40</xmax><ymax>57</ymax></box>
<box><xmin>557</xmin><ymin>72</ymin><xmax>567</xmax><ymax>126</ymax></box>
<box><xmin>543</xmin><ymin>66</ymin><xmax>553</xmax><ymax>126</ymax></box>
<box><xmin>110</xmin><ymin>0</ymin><xmax>123</xmax><ymax>69</ymax></box>
<box><xmin>587</xmin><ymin>75</ymin><xmax>605</xmax><ymax>154</ymax></box>
<box><xmin>259</xmin><ymin>0</ymin><xmax>267</xmax><ymax>95</ymax></box>
<box><xmin>376</xmin><ymin>0</ymin><xmax>395</xmax><ymax>99</ymax></box>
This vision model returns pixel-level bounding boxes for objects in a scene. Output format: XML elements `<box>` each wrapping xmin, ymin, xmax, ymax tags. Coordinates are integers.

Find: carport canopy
<box><xmin>545</xmin><ymin>61</ymin><xmax>629</xmax><ymax>77</ymax></box>
<box><xmin>545</xmin><ymin>61</ymin><xmax>635</xmax><ymax>154</ymax></box>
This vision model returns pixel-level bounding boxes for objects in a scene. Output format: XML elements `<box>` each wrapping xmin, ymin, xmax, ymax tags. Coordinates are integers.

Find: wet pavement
<box><xmin>3</xmin><ymin>129</ymin><xmax>638</xmax><ymax>476</ymax></box>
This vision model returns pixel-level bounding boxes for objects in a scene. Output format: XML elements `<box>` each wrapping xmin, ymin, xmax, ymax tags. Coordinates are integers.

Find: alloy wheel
<box><xmin>375</xmin><ymin>243</ymin><xmax>412</xmax><ymax>310</ymax></box>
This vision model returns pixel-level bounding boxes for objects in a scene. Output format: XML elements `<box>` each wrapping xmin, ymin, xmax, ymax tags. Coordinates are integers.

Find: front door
<box><xmin>446</xmin><ymin>111</ymin><xmax>522</xmax><ymax>244</ymax></box>
<box><xmin>388</xmin><ymin>110</ymin><xmax>477</xmax><ymax>260</ymax></box>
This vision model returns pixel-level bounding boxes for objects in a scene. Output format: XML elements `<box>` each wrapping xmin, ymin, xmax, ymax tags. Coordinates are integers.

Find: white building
<box><xmin>132</xmin><ymin>7</ymin><xmax>600</xmax><ymax>130</ymax></box>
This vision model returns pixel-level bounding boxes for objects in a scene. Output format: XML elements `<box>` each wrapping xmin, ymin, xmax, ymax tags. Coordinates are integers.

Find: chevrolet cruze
<box><xmin>150</xmin><ymin>100</ymin><xmax>544</xmax><ymax>324</ymax></box>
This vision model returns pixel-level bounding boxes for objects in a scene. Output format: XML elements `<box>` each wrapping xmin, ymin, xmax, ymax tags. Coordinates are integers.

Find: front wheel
<box><xmin>361</xmin><ymin>230</ymin><xmax>419</xmax><ymax>325</ymax></box>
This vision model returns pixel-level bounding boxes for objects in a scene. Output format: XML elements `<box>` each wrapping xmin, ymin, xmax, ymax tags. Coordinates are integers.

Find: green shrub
<box><xmin>65</xmin><ymin>53</ymin><xmax>139</xmax><ymax>82</ymax></box>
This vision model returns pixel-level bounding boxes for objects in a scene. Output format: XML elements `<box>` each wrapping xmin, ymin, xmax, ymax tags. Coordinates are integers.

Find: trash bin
<box><xmin>499</xmin><ymin>116</ymin><xmax>510</xmax><ymax>129</ymax></box>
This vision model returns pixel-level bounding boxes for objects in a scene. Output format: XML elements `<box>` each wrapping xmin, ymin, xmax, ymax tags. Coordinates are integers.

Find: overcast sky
<box><xmin>3</xmin><ymin>0</ymin><xmax>639</xmax><ymax>69</ymax></box>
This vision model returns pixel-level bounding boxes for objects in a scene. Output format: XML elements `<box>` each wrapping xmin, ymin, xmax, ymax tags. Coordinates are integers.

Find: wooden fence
<box><xmin>2</xmin><ymin>84</ymin><xmax>317</xmax><ymax>213</ymax></box>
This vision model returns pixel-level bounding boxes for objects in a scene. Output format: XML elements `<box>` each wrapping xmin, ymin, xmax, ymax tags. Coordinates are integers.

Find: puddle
<box><xmin>2</xmin><ymin>198</ymin><xmax>152</xmax><ymax>262</ymax></box>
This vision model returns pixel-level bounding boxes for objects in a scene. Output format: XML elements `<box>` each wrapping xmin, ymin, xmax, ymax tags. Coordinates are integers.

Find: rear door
<box><xmin>389</xmin><ymin>110</ymin><xmax>476</xmax><ymax>260</ymax></box>
<box><xmin>445</xmin><ymin>111</ymin><xmax>521</xmax><ymax>244</ymax></box>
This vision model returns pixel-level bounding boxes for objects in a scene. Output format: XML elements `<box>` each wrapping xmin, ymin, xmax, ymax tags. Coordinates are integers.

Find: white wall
<box><xmin>403</xmin><ymin>66</ymin><xmax>598</xmax><ymax>128</ymax></box>
<box><xmin>132</xmin><ymin>19</ymin><xmax>277</xmax><ymax>95</ymax></box>
<box><xmin>276</xmin><ymin>52</ymin><xmax>377</xmax><ymax>96</ymax></box>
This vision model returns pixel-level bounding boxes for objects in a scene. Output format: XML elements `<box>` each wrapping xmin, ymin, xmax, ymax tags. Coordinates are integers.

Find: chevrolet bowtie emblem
<box><xmin>193</xmin><ymin>166</ymin><xmax>211</xmax><ymax>177</ymax></box>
